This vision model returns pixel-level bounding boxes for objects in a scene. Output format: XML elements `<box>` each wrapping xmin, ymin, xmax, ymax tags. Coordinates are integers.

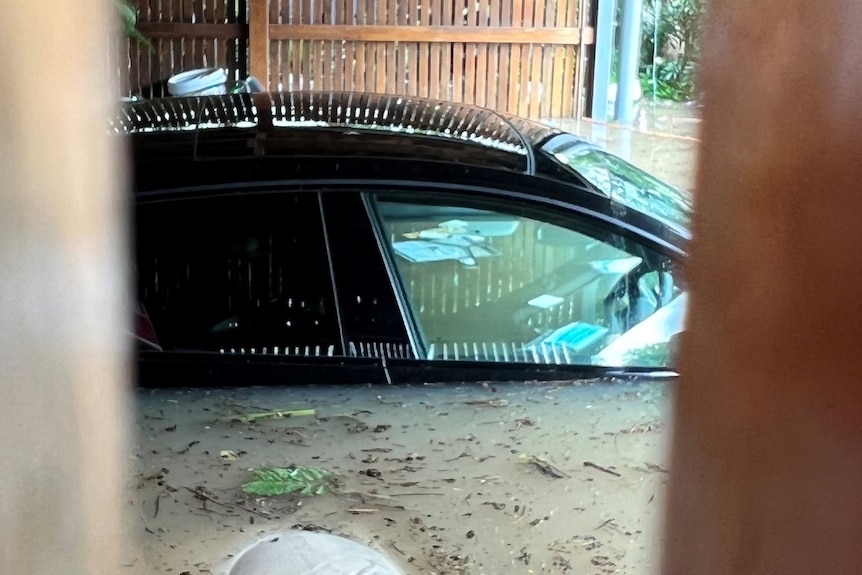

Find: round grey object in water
<box><xmin>228</xmin><ymin>531</ymin><xmax>402</xmax><ymax>575</ymax></box>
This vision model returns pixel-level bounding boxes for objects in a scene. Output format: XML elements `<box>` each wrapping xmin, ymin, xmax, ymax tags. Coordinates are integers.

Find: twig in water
<box><xmin>595</xmin><ymin>518</ymin><xmax>615</xmax><ymax>531</ymax></box>
<box><xmin>182</xmin><ymin>486</ymin><xmax>272</xmax><ymax>519</ymax></box>
<box><xmin>583</xmin><ymin>461</ymin><xmax>621</xmax><ymax>477</ymax></box>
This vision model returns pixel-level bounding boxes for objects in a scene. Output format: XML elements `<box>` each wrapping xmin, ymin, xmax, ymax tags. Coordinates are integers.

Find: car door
<box><xmin>363</xmin><ymin>190</ymin><xmax>685</xmax><ymax>382</ymax></box>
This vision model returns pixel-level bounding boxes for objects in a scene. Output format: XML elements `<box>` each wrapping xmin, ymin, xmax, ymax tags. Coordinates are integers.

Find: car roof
<box><xmin>117</xmin><ymin>91</ymin><xmax>689</xmax><ymax>255</ymax></box>
<box><xmin>113</xmin><ymin>91</ymin><xmax>583</xmax><ymax>177</ymax></box>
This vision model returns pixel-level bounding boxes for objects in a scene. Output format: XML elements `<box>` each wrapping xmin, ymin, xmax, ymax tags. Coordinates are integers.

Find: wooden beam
<box><xmin>269</xmin><ymin>24</ymin><xmax>595</xmax><ymax>45</ymax></box>
<box><xmin>249</xmin><ymin>0</ymin><xmax>270</xmax><ymax>84</ymax></box>
<box><xmin>137</xmin><ymin>22</ymin><xmax>248</xmax><ymax>38</ymax></box>
<box><xmin>0</xmin><ymin>1</ymin><xmax>130</xmax><ymax>574</ymax></box>
<box><xmin>663</xmin><ymin>0</ymin><xmax>862</xmax><ymax>574</ymax></box>
<box><xmin>135</xmin><ymin>22</ymin><xmax>594</xmax><ymax>46</ymax></box>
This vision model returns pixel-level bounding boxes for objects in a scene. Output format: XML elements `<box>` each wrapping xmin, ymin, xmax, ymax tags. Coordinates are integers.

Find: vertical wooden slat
<box><xmin>249</xmin><ymin>0</ymin><xmax>270</xmax><ymax>85</ymax></box>
<box><xmin>550</xmin><ymin>0</ymin><xmax>568</xmax><ymax>117</ymax></box>
<box><xmin>395</xmin><ymin>42</ymin><xmax>407</xmax><ymax>95</ymax></box>
<box><xmin>452</xmin><ymin>0</ymin><xmax>467</xmax><ymax>103</ymax></box>
<box><xmin>289</xmin><ymin>0</ymin><xmax>300</xmax><ymax>88</ymax></box>
<box><xmin>345</xmin><ymin>0</ymin><xmax>355</xmax><ymax>90</ymax></box>
<box><xmin>497</xmin><ymin>0</ymin><xmax>511</xmax><ymax>111</ymax></box>
<box><xmin>507</xmin><ymin>0</ymin><xmax>523</xmax><ymax>114</ymax></box>
<box><xmin>354</xmin><ymin>1</ymin><xmax>367</xmax><ymax>91</ymax></box>
<box><xmin>410</xmin><ymin>0</ymin><xmax>424</xmax><ymax>97</ymax></box>
<box><xmin>529</xmin><ymin>43</ymin><xmax>542</xmax><ymax>117</ymax></box>
<box><xmin>474</xmin><ymin>0</ymin><xmax>488</xmax><ymax>107</ymax></box>
<box><xmin>300</xmin><ymin>0</ymin><xmax>312</xmax><ymax>89</ymax></box>
<box><xmin>193</xmin><ymin>0</ymin><xmax>204</xmax><ymax>71</ymax></box>
<box><xmin>283</xmin><ymin>0</ymin><xmax>293</xmax><ymax>88</ymax></box>
<box><xmin>530</xmin><ymin>0</ymin><xmax>546</xmax><ymax>117</ymax></box>
<box><xmin>215</xmin><ymin>0</ymin><xmax>228</xmax><ymax>80</ymax></box>
<box><xmin>315</xmin><ymin>40</ymin><xmax>326</xmax><ymax>91</ymax></box>
<box><xmin>429</xmin><ymin>0</ymin><xmax>442</xmax><ymax>99</ymax></box>
<box><xmin>518</xmin><ymin>0</ymin><xmax>535</xmax><ymax>116</ymax></box>
<box><xmin>267</xmin><ymin>0</ymin><xmax>279</xmax><ymax>88</ymax></box>
<box><xmin>562</xmin><ymin>0</ymin><xmax>577</xmax><ymax>116</ymax></box>
<box><xmin>573</xmin><ymin>0</ymin><xmax>589</xmax><ymax>118</ymax></box>
<box><xmin>386</xmin><ymin>0</ymin><xmax>397</xmax><ymax>92</ymax></box>
<box><xmin>170</xmin><ymin>0</ymin><xmax>181</xmax><ymax>86</ymax></box>
<box><xmin>373</xmin><ymin>0</ymin><xmax>384</xmax><ymax>90</ymax></box>
<box><xmin>538</xmin><ymin>0</ymin><xmax>555</xmax><ymax>117</ymax></box>
<box><xmin>442</xmin><ymin>0</ymin><xmax>454</xmax><ymax>99</ymax></box>
<box><xmin>182</xmin><ymin>0</ymin><xmax>195</xmax><ymax>73</ymax></box>
<box><xmin>139</xmin><ymin>0</ymin><xmax>158</xmax><ymax>94</ymax></box>
<box><xmin>465</xmin><ymin>43</ymin><xmax>476</xmax><ymax>105</ymax></box>
<box><xmin>202</xmin><ymin>0</ymin><xmax>214</xmax><ymax>68</ymax></box>
<box><xmin>333</xmin><ymin>0</ymin><xmax>344</xmax><ymax>90</ymax></box>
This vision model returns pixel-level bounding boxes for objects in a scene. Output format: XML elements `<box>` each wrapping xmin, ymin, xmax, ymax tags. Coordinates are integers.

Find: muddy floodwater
<box><xmin>549</xmin><ymin>101</ymin><xmax>702</xmax><ymax>193</ymax></box>
<box><xmin>123</xmin><ymin>379</ymin><xmax>674</xmax><ymax>575</ymax></box>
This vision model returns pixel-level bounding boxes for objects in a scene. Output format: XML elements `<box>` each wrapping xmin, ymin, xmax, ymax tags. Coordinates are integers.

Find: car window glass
<box><xmin>542</xmin><ymin>139</ymin><xmax>693</xmax><ymax>234</ymax></box>
<box><xmin>374</xmin><ymin>197</ymin><xmax>685</xmax><ymax>368</ymax></box>
<box><xmin>135</xmin><ymin>192</ymin><xmax>342</xmax><ymax>356</ymax></box>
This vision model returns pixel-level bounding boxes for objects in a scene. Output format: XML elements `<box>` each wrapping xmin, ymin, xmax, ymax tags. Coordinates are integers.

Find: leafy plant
<box><xmin>115</xmin><ymin>0</ymin><xmax>154</xmax><ymax>53</ymax></box>
<box><xmin>639</xmin><ymin>0</ymin><xmax>705</xmax><ymax>102</ymax></box>
<box><xmin>639</xmin><ymin>59</ymin><xmax>698</xmax><ymax>102</ymax></box>
<box><xmin>242</xmin><ymin>466</ymin><xmax>336</xmax><ymax>497</ymax></box>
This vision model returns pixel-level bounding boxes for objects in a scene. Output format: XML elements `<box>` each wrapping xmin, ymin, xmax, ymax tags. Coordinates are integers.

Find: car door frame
<box><xmin>134</xmin><ymin>170</ymin><xmax>684</xmax><ymax>388</ymax></box>
<box><xmin>352</xmin><ymin>179</ymin><xmax>685</xmax><ymax>384</ymax></box>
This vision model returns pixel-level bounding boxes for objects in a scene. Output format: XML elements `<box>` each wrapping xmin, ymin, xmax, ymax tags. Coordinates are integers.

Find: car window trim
<box><xmin>317</xmin><ymin>191</ymin><xmax>349</xmax><ymax>356</ymax></box>
<box><xmin>361</xmin><ymin>193</ymin><xmax>427</xmax><ymax>361</ymax></box>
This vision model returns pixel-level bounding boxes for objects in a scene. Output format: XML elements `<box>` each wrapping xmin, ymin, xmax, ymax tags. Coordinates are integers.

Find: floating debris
<box><xmin>242</xmin><ymin>466</ymin><xmax>335</xmax><ymax>497</ymax></box>
<box><xmin>583</xmin><ymin>461</ymin><xmax>621</xmax><ymax>477</ymax></box>
<box><xmin>519</xmin><ymin>454</ymin><xmax>569</xmax><ymax>479</ymax></box>
<box><xmin>222</xmin><ymin>408</ymin><xmax>315</xmax><ymax>424</ymax></box>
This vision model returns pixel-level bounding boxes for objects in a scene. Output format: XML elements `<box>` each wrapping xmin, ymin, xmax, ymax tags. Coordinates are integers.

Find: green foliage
<box><xmin>242</xmin><ymin>466</ymin><xmax>335</xmax><ymax>497</ymax></box>
<box><xmin>639</xmin><ymin>0</ymin><xmax>705</xmax><ymax>102</ymax></box>
<box><xmin>639</xmin><ymin>60</ymin><xmax>698</xmax><ymax>102</ymax></box>
<box><xmin>114</xmin><ymin>0</ymin><xmax>154</xmax><ymax>54</ymax></box>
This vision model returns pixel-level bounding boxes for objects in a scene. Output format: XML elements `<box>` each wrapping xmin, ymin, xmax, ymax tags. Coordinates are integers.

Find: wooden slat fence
<box><xmin>120</xmin><ymin>0</ymin><xmax>249</xmax><ymax>98</ymax></box>
<box><xmin>119</xmin><ymin>0</ymin><xmax>594</xmax><ymax>119</ymax></box>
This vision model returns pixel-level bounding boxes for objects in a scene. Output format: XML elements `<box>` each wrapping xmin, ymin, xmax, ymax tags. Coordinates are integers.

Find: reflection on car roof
<box><xmin>111</xmin><ymin>91</ymin><xmax>564</xmax><ymax>173</ymax></box>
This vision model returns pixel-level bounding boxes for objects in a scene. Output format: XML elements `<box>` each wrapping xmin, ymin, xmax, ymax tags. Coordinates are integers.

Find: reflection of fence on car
<box><xmin>387</xmin><ymin>218</ymin><xmax>621</xmax><ymax>362</ymax></box>
<box><xmin>136</xmin><ymin>195</ymin><xmax>343</xmax><ymax>354</ymax></box>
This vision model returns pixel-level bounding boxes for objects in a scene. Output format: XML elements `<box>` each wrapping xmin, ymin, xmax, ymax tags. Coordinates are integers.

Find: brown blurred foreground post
<box><xmin>663</xmin><ymin>1</ymin><xmax>862</xmax><ymax>574</ymax></box>
<box><xmin>0</xmin><ymin>2</ymin><xmax>132</xmax><ymax>574</ymax></box>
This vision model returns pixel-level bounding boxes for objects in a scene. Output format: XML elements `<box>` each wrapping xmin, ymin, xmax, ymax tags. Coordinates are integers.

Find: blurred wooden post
<box><xmin>663</xmin><ymin>1</ymin><xmax>862</xmax><ymax>574</ymax></box>
<box><xmin>0</xmin><ymin>2</ymin><xmax>131</xmax><ymax>574</ymax></box>
<box><xmin>249</xmin><ymin>0</ymin><xmax>271</xmax><ymax>86</ymax></box>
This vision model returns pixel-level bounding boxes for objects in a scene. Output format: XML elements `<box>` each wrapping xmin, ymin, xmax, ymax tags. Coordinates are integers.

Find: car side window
<box><xmin>373</xmin><ymin>197</ymin><xmax>684</xmax><ymax>368</ymax></box>
<box><xmin>135</xmin><ymin>192</ymin><xmax>342</xmax><ymax>356</ymax></box>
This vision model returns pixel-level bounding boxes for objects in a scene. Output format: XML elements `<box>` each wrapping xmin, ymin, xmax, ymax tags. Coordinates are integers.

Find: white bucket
<box><xmin>224</xmin><ymin>531</ymin><xmax>402</xmax><ymax>575</ymax></box>
<box><xmin>167</xmin><ymin>67</ymin><xmax>228</xmax><ymax>97</ymax></box>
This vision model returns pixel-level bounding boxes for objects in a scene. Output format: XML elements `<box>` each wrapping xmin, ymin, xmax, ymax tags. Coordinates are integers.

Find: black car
<box><xmin>117</xmin><ymin>91</ymin><xmax>692</xmax><ymax>388</ymax></box>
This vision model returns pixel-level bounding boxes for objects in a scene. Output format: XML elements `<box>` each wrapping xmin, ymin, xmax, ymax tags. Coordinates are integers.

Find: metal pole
<box><xmin>614</xmin><ymin>0</ymin><xmax>643</xmax><ymax>123</ymax></box>
<box><xmin>590</xmin><ymin>0</ymin><xmax>616</xmax><ymax>121</ymax></box>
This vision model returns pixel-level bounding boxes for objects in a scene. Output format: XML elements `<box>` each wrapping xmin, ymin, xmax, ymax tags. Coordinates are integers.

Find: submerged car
<box><xmin>116</xmin><ymin>91</ymin><xmax>692</xmax><ymax>387</ymax></box>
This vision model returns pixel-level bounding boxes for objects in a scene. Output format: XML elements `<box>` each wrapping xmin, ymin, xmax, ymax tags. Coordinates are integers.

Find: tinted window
<box><xmin>374</xmin><ymin>197</ymin><xmax>685</xmax><ymax>368</ymax></box>
<box><xmin>321</xmin><ymin>192</ymin><xmax>414</xmax><ymax>359</ymax></box>
<box><xmin>135</xmin><ymin>192</ymin><xmax>342</xmax><ymax>355</ymax></box>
